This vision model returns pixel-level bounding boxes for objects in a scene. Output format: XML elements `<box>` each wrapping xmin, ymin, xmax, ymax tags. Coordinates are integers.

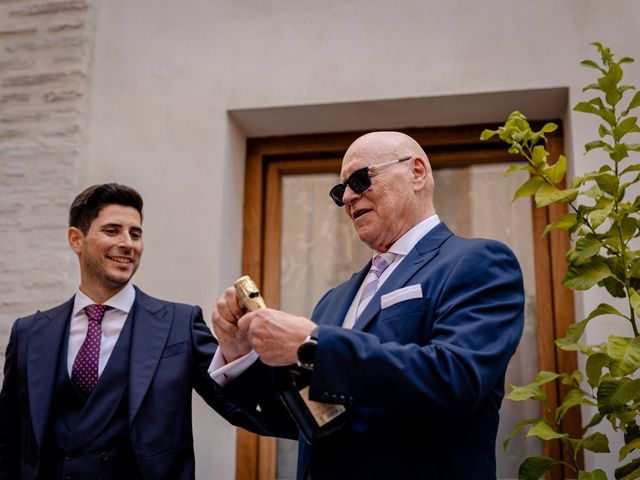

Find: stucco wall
<box><xmin>2</xmin><ymin>0</ymin><xmax>640</xmax><ymax>477</ymax></box>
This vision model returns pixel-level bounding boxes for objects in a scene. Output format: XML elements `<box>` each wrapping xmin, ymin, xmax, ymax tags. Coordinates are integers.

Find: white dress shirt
<box><xmin>67</xmin><ymin>283</ymin><xmax>135</xmax><ymax>377</ymax></box>
<box><xmin>210</xmin><ymin>214</ymin><xmax>441</xmax><ymax>385</ymax></box>
<box><xmin>341</xmin><ymin>214</ymin><xmax>440</xmax><ymax>328</ymax></box>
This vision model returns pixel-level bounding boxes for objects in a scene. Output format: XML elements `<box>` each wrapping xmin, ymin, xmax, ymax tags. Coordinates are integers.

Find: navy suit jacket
<box><xmin>0</xmin><ymin>287</ymin><xmax>267</xmax><ymax>480</ymax></box>
<box><xmin>224</xmin><ymin>223</ymin><xmax>525</xmax><ymax>479</ymax></box>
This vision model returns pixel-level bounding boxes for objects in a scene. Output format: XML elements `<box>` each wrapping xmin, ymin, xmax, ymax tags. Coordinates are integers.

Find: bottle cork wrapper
<box><xmin>234</xmin><ymin>276</ymin><xmax>266</xmax><ymax>312</ymax></box>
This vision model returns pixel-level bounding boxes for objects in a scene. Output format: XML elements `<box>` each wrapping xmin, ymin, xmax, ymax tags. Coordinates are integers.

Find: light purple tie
<box><xmin>356</xmin><ymin>252</ymin><xmax>396</xmax><ymax>318</ymax></box>
<box><xmin>72</xmin><ymin>304</ymin><xmax>110</xmax><ymax>393</ymax></box>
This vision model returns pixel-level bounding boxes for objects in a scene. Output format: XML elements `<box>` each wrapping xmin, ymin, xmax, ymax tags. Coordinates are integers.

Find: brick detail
<box><xmin>0</xmin><ymin>0</ymin><xmax>95</xmax><ymax>374</ymax></box>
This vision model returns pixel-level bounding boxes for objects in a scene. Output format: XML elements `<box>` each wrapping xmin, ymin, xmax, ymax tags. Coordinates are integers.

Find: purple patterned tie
<box><xmin>356</xmin><ymin>252</ymin><xmax>396</xmax><ymax>318</ymax></box>
<box><xmin>72</xmin><ymin>304</ymin><xmax>110</xmax><ymax>393</ymax></box>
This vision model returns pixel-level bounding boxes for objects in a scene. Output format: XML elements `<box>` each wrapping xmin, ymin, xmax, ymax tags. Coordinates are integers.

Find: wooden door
<box><xmin>237</xmin><ymin>125</ymin><xmax>578</xmax><ymax>480</ymax></box>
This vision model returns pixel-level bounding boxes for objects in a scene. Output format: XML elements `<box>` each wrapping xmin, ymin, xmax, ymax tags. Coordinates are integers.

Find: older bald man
<box><xmin>212</xmin><ymin>131</ymin><xmax>525</xmax><ymax>480</ymax></box>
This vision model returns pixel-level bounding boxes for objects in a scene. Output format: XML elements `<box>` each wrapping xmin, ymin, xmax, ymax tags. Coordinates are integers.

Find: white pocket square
<box><xmin>380</xmin><ymin>284</ymin><xmax>423</xmax><ymax>309</ymax></box>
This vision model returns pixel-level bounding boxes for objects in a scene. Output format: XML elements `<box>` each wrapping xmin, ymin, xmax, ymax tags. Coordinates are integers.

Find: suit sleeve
<box><xmin>309</xmin><ymin>240</ymin><xmax>525</xmax><ymax>416</ymax></box>
<box><xmin>0</xmin><ymin>322</ymin><xmax>20</xmax><ymax>479</ymax></box>
<box><xmin>188</xmin><ymin>306</ymin><xmax>297</xmax><ymax>438</ymax></box>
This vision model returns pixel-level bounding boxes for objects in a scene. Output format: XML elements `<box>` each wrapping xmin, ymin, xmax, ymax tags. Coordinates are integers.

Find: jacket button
<box><xmin>64</xmin><ymin>454</ymin><xmax>72</xmax><ymax>460</ymax></box>
<box><xmin>339</xmin><ymin>395</ymin><xmax>346</xmax><ymax>402</ymax></box>
<box><xmin>100</xmin><ymin>452</ymin><xmax>109</xmax><ymax>461</ymax></box>
<box><xmin>322</xmin><ymin>392</ymin><xmax>329</xmax><ymax>400</ymax></box>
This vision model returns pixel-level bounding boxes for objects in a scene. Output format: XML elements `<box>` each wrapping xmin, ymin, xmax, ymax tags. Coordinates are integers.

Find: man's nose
<box><xmin>342</xmin><ymin>185</ymin><xmax>360</xmax><ymax>205</ymax></box>
<box><xmin>118</xmin><ymin>233</ymin><xmax>133</xmax><ymax>249</ymax></box>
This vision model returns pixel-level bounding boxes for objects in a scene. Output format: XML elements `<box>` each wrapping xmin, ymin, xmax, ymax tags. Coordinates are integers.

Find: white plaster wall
<box><xmin>85</xmin><ymin>0</ymin><xmax>640</xmax><ymax>477</ymax></box>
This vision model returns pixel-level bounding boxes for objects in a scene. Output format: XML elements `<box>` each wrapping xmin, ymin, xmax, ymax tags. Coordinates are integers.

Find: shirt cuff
<box><xmin>209</xmin><ymin>348</ymin><xmax>259</xmax><ymax>386</ymax></box>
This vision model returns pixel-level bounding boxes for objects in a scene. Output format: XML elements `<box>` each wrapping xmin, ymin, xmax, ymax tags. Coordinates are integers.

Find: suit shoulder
<box><xmin>444</xmin><ymin>234</ymin><xmax>516</xmax><ymax>257</ymax></box>
<box><xmin>134</xmin><ymin>287</ymin><xmax>199</xmax><ymax>312</ymax></box>
<box><xmin>9</xmin><ymin>298</ymin><xmax>71</xmax><ymax>338</ymax></box>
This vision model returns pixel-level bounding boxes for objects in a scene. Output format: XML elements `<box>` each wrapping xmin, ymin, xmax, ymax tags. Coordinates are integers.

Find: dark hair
<box><xmin>69</xmin><ymin>183</ymin><xmax>143</xmax><ymax>234</ymax></box>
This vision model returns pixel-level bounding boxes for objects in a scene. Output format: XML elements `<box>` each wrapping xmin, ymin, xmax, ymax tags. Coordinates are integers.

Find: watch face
<box><xmin>297</xmin><ymin>339</ymin><xmax>318</xmax><ymax>369</ymax></box>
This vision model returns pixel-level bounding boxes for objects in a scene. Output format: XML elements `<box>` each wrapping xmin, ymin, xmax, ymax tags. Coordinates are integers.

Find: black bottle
<box><xmin>234</xmin><ymin>276</ymin><xmax>348</xmax><ymax>443</ymax></box>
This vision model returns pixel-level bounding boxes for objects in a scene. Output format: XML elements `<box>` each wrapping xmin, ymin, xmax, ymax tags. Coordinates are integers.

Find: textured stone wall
<box><xmin>0</xmin><ymin>0</ymin><xmax>94</xmax><ymax>371</ymax></box>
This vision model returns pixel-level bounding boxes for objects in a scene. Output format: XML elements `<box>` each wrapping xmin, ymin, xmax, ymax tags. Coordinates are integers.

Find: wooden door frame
<box><xmin>237</xmin><ymin>124</ymin><xmax>578</xmax><ymax>480</ymax></box>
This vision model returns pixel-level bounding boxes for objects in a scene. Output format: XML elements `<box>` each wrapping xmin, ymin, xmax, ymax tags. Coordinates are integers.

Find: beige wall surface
<box><xmin>2</xmin><ymin>0</ymin><xmax>640</xmax><ymax>478</ymax></box>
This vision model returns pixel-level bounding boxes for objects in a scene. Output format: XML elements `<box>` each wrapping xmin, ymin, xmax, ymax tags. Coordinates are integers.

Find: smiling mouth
<box><xmin>352</xmin><ymin>209</ymin><xmax>372</xmax><ymax>220</ymax></box>
<box><xmin>108</xmin><ymin>255</ymin><xmax>133</xmax><ymax>264</ymax></box>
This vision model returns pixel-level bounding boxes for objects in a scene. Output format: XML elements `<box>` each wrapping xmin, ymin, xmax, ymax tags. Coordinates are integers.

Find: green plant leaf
<box><xmin>609</xmin><ymin>336</ymin><xmax>640</xmax><ymax>376</ymax></box>
<box><xmin>480</xmin><ymin>129</ymin><xmax>497</xmax><ymax>141</ymax></box>
<box><xmin>586</xmin><ymin>140</ymin><xmax>612</xmax><ymax>153</ymax></box>
<box><xmin>543</xmin><ymin>214</ymin><xmax>578</xmax><ymax>236</ymax></box>
<box><xmin>620</xmin><ymin>467</ymin><xmax>640</xmax><ymax>480</ymax></box>
<box><xmin>598</xmin><ymin>378</ymin><xmax>640</xmax><ymax>414</ymax></box>
<box><xmin>578</xmin><ymin>470</ymin><xmax>608</xmax><ymax>480</ymax></box>
<box><xmin>588</xmin><ymin>200</ymin><xmax>615</xmax><ymax>229</ymax></box>
<box><xmin>557</xmin><ymin>388</ymin><xmax>594</xmax><ymax>422</ymax></box>
<box><xmin>564</xmin><ymin>260</ymin><xmax>613</xmax><ymax>290</ymax></box>
<box><xmin>616</xmin><ymin>458</ymin><xmax>640</xmax><ymax>480</ymax></box>
<box><xmin>622</xmin><ymin>91</ymin><xmax>640</xmax><ymax>116</ymax></box>
<box><xmin>620</xmin><ymin>439</ymin><xmax>640</xmax><ymax>461</ymax></box>
<box><xmin>586</xmin><ymin>352</ymin><xmax>611</xmax><ymax>388</ymax></box>
<box><xmin>574</xmin><ymin>101</ymin><xmax>616</xmax><ymax>125</ymax></box>
<box><xmin>507</xmin><ymin>384</ymin><xmax>546</xmax><ymax>402</ymax></box>
<box><xmin>567</xmin><ymin>236</ymin><xmax>603</xmax><ymax>265</ymax></box>
<box><xmin>541</xmin><ymin>122</ymin><xmax>558</xmax><ymax>133</ymax></box>
<box><xmin>503</xmin><ymin>417</ymin><xmax>541</xmax><ymax>450</ymax></box>
<box><xmin>535</xmin><ymin>371</ymin><xmax>560</xmax><ymax>384</ymax></box>
<box><xmin>615</xmin><ymin>117</ymin><xmax>640</xmax><ymax>142</ymax></box>
<box><xmin>613</xmin><ymin>143</ymin><xmax>630</xmax><ymax>163</ymax></box>
<box><xmin>630</xmin><ymin>289</ymin><xmax>640</xmax><ymax>319</ymax></box>
<box><xmin>534</xmin><ymin>183</ymin><xmax>578</xmax><ymax>207</ymax></box>
<box><xmin>581</xmin><ymin>59</ymin><xmax>605</xmax><ymax>72</ymax></box>
<box><xmin>595</xmin><ymin>173</ymin><xmax>620</xmax><ymax>195</ymax></box>
<box><xmin>546</xmin><ymin>155</ymin><xmax>568</xmax><ymax>184</ymax></box>
<box><xmin>599</xmin><ymin>276</ymin><xmax>627</xmax><ymax>298</ymax></box>
<box><xmin>578</xmin><ymin>471</ymin><xmax>608</xmax><ymax>480</ymax></box>
<box><xmin>518</xmin><ymin>456</ymin><xmax>559</xmax><ymax>480</ymax></box>
<box><xmin>504</xmin><ymin>164</ymin><xmax>536</xmax><ymax>177</ymax></box>
<box><xmin>584</xmin><ymin>411</ymin><xmax>604</xmax><ymax>430</ymax></box>
<box><xmin>527</xmin><ymin>421</ymin><xmax>568</xmax><ymax>440</ymax></box>
<box><xmin>514</xmin><ymin>177</ymin><xmax>545</xmax><ymax>201</ymax></box>
<box><xmin>578</xmin><ymin>432</ymin><xmax>610</xmax><ymax>453</ymax></box>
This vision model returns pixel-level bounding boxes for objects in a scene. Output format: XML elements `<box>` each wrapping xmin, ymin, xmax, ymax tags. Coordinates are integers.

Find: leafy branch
<box><xmin>481</xmin><ymin>43</ymin><xmax>640</xmax><ymax>480</ymax></box>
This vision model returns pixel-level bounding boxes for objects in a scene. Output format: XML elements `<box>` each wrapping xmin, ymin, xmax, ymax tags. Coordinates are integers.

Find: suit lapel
<box><xmin>320</xmin><ymin>267</ymin><xmax>370</xmax><ymax>327</ymax></box>
<box><xmin>27</xmin><ymin>297</ymin><xmax>74</xmax><ymax>448</ymax></box>
<box><xmin>128</xmin><ymin>288</ymin><xmax>172</xmax><ymax>424</ymax></box>
<box><xmin>352</xmin><ymin>223</ymin><xmax>454</xmax><ymax>331</ymax></box>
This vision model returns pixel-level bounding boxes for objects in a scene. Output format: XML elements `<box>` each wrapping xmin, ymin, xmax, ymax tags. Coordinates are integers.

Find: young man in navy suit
<box><xmin>0</xmin><ymin>184</ymin><xmax>266</xmax><ymax>480</ymax></box>
<box><xmin>213</xmin><ymin>131</ymin><xmax>526</xmax><ymax>479</ymax></box>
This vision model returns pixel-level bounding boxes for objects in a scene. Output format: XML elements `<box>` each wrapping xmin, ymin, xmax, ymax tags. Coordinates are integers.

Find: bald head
<box><xmin>339</xmin><ymin>131</ymin><xmax>436</xmax><ymax>251</ymax></box>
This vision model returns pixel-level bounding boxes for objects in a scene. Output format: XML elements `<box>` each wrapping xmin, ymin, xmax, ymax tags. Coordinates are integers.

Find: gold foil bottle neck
<box><xmin>234</xmin><ymin>275</ymin><xmax>266</xmax><ymax>311</ymax></box>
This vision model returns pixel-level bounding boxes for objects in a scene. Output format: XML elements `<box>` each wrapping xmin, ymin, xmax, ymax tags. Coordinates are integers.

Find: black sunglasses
<box><xmin>329</xmin><ymin>156</ymin><xmax>412</xmax><ymax>206</ymax></box>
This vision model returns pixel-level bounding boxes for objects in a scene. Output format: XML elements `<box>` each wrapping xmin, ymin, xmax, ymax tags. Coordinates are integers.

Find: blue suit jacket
<box><xmin>0</xmin><ymin>287</ymin><xmax>267</xmax><ymax>480</ymax></box>
<box><xmin>225</xmin><ymin>223</ymin><xmax>525</xmax><ymax>479</ymax></box>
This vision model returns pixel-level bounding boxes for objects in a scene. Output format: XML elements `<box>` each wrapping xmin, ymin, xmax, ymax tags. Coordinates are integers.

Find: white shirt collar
<box><xmin>72</xmin><ymin>282</ymin><xmax>136</xmax><ymax>317</ymax></box>
<box><xmin>373</xmin><ymin>214</ymin><xmax>441</xmax><ymax>258</ymax></box>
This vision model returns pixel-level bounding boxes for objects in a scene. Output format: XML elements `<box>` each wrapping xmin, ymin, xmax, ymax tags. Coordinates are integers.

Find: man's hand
<box><xmin>238</xmin><ymin>309</ymin><xmax>316</xmax><ymax>366</ymax></box>
<box><xmin>211</xmin><ymin>287</ymin><xmax>253</xmax><ymax>363</ymax></box>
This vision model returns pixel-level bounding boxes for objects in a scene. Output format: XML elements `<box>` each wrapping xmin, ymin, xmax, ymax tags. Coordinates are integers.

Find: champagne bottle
<box><xmin>234</xmin><ymin>276</ymin><xmax>347</xmax><ymax>443</ymax></box>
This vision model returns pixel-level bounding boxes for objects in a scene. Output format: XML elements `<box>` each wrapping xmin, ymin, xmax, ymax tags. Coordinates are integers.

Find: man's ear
<box><xmin>412</xmin><ymin>156</ymin><xmax>429</xmax><ymax>191</ymax></box>
<box><xmin>68</xmin><ymin>227</ymin><xmax>84</xmax><ymax>254</ymax></box>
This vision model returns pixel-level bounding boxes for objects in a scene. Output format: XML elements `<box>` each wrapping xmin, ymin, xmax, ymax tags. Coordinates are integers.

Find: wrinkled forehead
<box><xmin>340</xmin><ymin>143</ymin><xmax>396</xmax><ymax>181</ymax></box>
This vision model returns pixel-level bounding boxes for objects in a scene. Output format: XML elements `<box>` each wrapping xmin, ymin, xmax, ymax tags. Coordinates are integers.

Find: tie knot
<box><xmin>371</xmin><ymin>252</ymin><xmax>395</xmax><ymax>274</ymax></box>
<box><xmin>84</xmin><ymin>304</ymin><xmax>110</xmax><ymax>323</ymax></box>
